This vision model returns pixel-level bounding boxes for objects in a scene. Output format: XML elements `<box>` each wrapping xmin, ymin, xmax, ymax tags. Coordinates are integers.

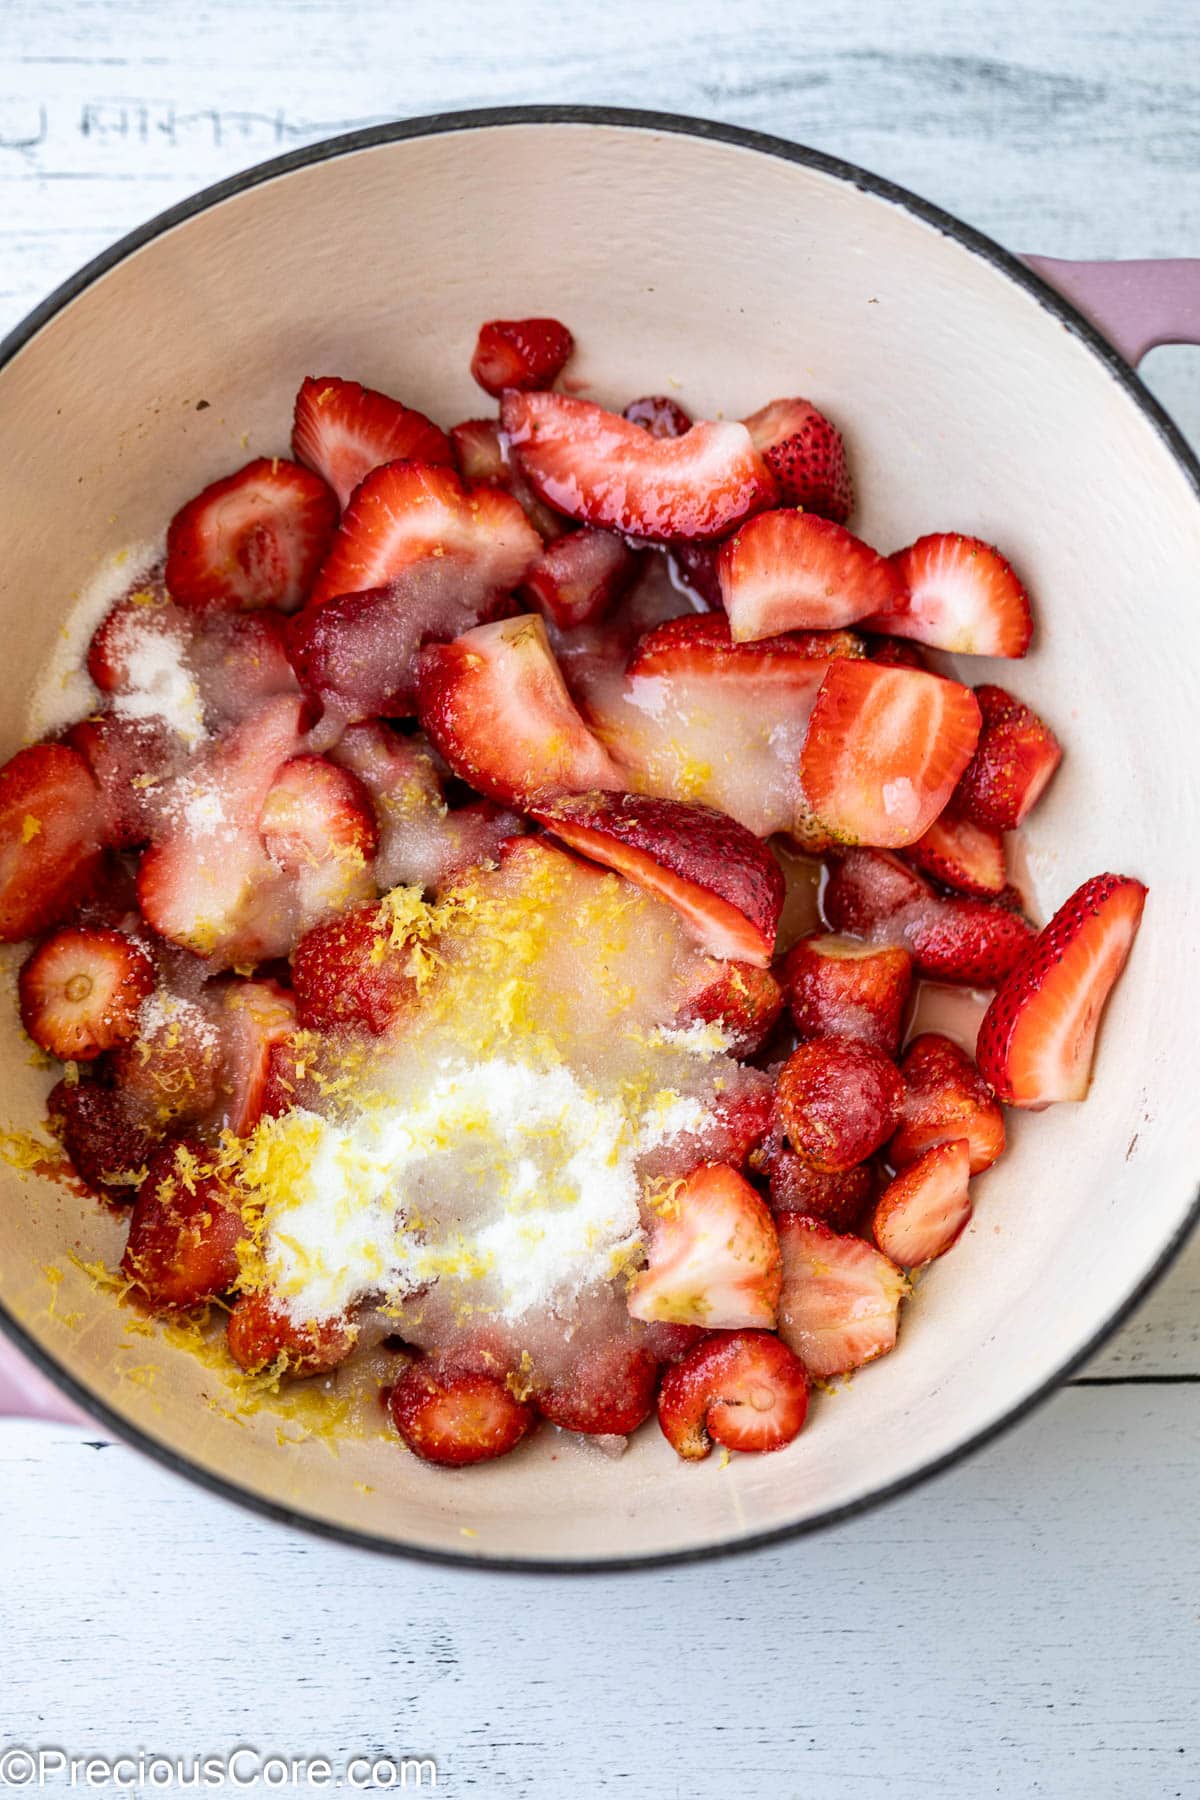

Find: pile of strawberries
<box><xmin>0</xmin><ymin>314</ymin><xmax>1146</xmax><ymax>1470</ymax></box>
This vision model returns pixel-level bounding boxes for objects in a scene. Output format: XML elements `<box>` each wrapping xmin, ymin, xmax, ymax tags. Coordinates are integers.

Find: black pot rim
<box><xmin>2</xmin><ymin>103</ymin><xmax>1197</xmax><ymax>1575</ymax></box>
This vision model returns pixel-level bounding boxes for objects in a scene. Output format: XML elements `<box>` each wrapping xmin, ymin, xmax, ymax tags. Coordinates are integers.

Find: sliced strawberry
<box><xmin>523</xmin><ymin>529</ymin><xmax>641</xmax><ymax>630</ymax></box>
<box><xmin>65</xmin><ymin>715</ymin><xmax>184</xmax><ymax>849</ymax></box>
<box><xmin>869</xmin><ymin>533</ymin><xmax>1033</xmax><ymax>658</ymax></box>
<box><xmin>470</xmin><ymin>316</ymin><xmax>575</xmax><ymax>396</ymax></box>
<box><xmin>292</xmin><ymin>374</ymin><xmax>452</xmax><ymax>510</ymax></box>
<box><xmin>416</xmin><ymin>614</ymin><xmax>623</xmax><ymax>806</ymax></box>
<box><xmin>823</xmin><ymin>848</ymin><xmax>1035</xmax><ymax>985</ymax></box>
<box><xmin>867</xmin><ymin>634</ymin><xmax>931</xmax><ymax>670</ymax></box>
<box><xmin>501</xmin><ymin>391</ymin><xmax>776</xmax><ymax>541</ymax></box>
<box><xmin>718</xmin><ymin>511</ymin><xmax>901</xmax><ymax>641</ymax></box>
<box><xmin>755</xmin><ymin>1135</ymin><xmax>875</xmax><ymax>1232</ymax></box>
<box><xmin>657</xmin><ymin>1328</ymin><xmax>809</xmax><ymax>1460</ymax></box>
<box><xmin>260</xmin><ymin>755</ymin><xmax>378</xmax><ymax>869</ymax></box>
<box><xmin>776</xmin><ymin>1038</ymin><xmax>905</xmax><ymax>1174</ymax></box>
<box><xmin>449</xmin><ymin>417</ymin><xmax>569</xmax><ymax>540</ymax></box>
<box><xmin>88</xmin><ymin>596</ymin><xmax>192</xmax><ymax>696</ymax></box>
<box><xmin>290</xmin><ymin>900</ymin><xmax>418</xmax><ymax>1034</ymax></box>
<box><xmin>110</xmin><ymin>988</ymin><xmax>225</xmax><ymax>1134</ymax></box>
<box><xmin>904</xmin><ymin>807</ymin><xmax>1006</xmax><ymax>897</ymax></box>
<box><xmin>166</xmin><ymin>457</ymin><xmax>338</xmax><ymax>614</ymax></box>
<box><xmin>624</xmin><ymin>394</ymin><xmax>692</xmax><ymax>439</ymax></box>
<box><xmin>628</xmin><ymin>611</ymin><xmax>865</xmax><ymax>681</ymax></box>
<box><xmin>775</xmin><ymin>1214</ymin><xmax>908</xmax><ymax>1379</ymax></box>
<box><xmin>533</xmin><ymin>1338</ymin><xmax>659</xmax><ymax>1436</ymax></box>
<box><xmin>217</xmin><ymin>978</ymin><xmax>297</xmax><ymax>1136</ymax></box>
<box><xmin>628</xmin><ymin>1163</ymin><xmax>782</xmax><ymax>1329</ymax></box>
<box><xmin>800</xmin><ymin>661</ymin><xmax>981</xmax><ymax>848</ymax></box>
<box><xmin>743</xmin><ymin>397</ymin><xmax>853</xmax><ymax>522</ymax></box>
<box><xmin>955</xmin><ymin>684</ymin><xmax>1063</xmax><ymax>830</ymax></box>
<box><xmin>871</xmin><ymin>1139</ymin><xmax>972</xmax><ymax>1268</ymax></box>
<box><xmin>0</xmin><ymin>743</ymin><xmax>105</xmax><ymax>942</ymax></box>
<box><xmin>47</xmin><ymin>1076</ymin><xmax>156</xmax><ymax>1199</ymax></box>
<box><xmin>675</xmin><ymin>958</ymin><xmax>784</xmax><ymax>1057</ymax></box>
<box><xmin>309</xmin><ymin>459</ymin><xmax>540</xmax><ymax>608</ymax></box>
<box><xmin>121</xmin><ymin>1139</ymin><xmax>244</xmax><ymax>1310</ymax></box>
<box><xmin>19</xmin><ymin>925</ymin><xmax>154</xmax><ymax>1062</ymax></box>
<box><xmin>388</xmin><ymin>1360</ymin><xmax>535</xmax><ymax>1466</ymax></box>
<box><xmin>892</xmin><ymin>1033</ymin><xmax>1006</xmax><ymax>1174</ymax></box>
<box><xmin>781</xmin><ymin>934</ymin><xmax>913</xmax><ymax>1055</ymax></box>
<box><xmin>226</xmin><ymin>1290</ymin><xmax>357</xmax><ymax>1376</ymax></box>
<box><xmin>186</xmin><ymin>608</ymin><xmax>300</xmax><ymax>726</ymax></box>
<box><xmin>976</xmin><ymin>873</ymin><xmax>1147</xmax><ymax>1106</ymax></box>
<box><xmin>530</xmin><ymin>792</ymin><xmax>784</xmax><ymax>966</ymax></box>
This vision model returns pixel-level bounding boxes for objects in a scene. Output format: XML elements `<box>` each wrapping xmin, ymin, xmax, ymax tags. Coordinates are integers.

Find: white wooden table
<box><xmin>2</xmin><ymin>4</ymin><xmax>1199</xmax><ymax>1794</ymax></box>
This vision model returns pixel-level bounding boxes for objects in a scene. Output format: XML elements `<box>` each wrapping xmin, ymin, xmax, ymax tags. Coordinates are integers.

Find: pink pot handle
<box><xmin>1024</xmin><ymin>256</ymin><xmax>1200</xmax><ymax>364</ymax></box>
<box><xmin>0</xmin><ymin>1334</ymin><xmax>91</xmax><ymax>1426</ymax></box>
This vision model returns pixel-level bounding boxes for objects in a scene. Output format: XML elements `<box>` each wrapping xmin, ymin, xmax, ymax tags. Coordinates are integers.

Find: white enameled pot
<box><xmin>0</xmin><ymin>109</ymin><xmax>1198</xmax><ymax>1569</ymax></box>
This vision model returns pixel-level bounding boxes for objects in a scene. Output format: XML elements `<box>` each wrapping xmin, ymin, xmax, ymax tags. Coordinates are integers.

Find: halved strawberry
<box><xmin>624</xmin><ymin>394</ymin><xmax>692</xmax><ymax>439</ymax></box>
<box><xmin>976</xmin><ymin>873</ymin><xmax>1147</xmax><ymax>1106</ymax></box>
<box><xmin>449</xmin><ymin>417</ymin><xmax>569</xmax><ymax>540</ymax></box>
<box><xmin>955</xmin><ymin>684</ymin><xmax>1062</xmax><ymax>830</ymax></box>
<box><xmin>165</xmin><ymin>457</ymin><xmax>338</xmax><ymax>614</ymax></box>
<box><xmin>226</xmin><ymin>1290</ymin><xmax>357</xmax><ymax>1377</ymax></box>
<box><xmin>675</xmin><ymin>958</ymin><xmax>785</xmax><ymax>1057</ymax></box>
<box><xmin>291</xmin><ymin>374</ymin><xmax>452</xmax><ymax>509</ymax></box>
<box><xmin>775</xmin><ymin>1038</ymin><xmax>905</xmax><ymax>1174</ymax></box>
<box><xmin>19</xmin><ymin>925</ymin><xmax>154</xmax><ymax>1062</ymax></box>
<box><xmin>290</xmin><ymin>900</ymin><xmax>418</xmax><ymax>1034</ymax></box>
<box><xmin>87</xmin><ymin>596</ymin><xmax>192</xmax><ymax>696</ymax></box>
<box><xmin>470</xmin><ymin>316</ymin><xmax>575</xmax><ymax>396</ymax></box>
<box><xmin>718</xmin><ymin>511</ymin><xmax>901</xmax><ymax>641</ymax></box>
<box><xmin>530</xmin><ymin>792</ymin><xmax>784</xmax><ymax>966</ymax></box>
<box><xmin>523</xmin><ymin>529</ymin><xmax>641</xmax><ymax>630</ymax></box>
<box><xmin>743</xmin><ymin>397</ymin><xmax>853</xmax><ymax>522</ymax></box>
<box><xmin>870</xmin><ymin>1139</ymin><xmax>972</xmax><ymax>1268</ymax></box>
<box><xmin>47</xmin><ymin>1076</ymin><xmax>156</xmax><ymax>1199</ymax></box>
<box><xmin>891</xmin><ymin>1033</ymin><xmax>1006</xmax><ymax>1174</ymax></box>
<box><xmin>776</xmin><ymin>1214</ymin><xmax>909</xmax><ymax>1379</ymax></box>
<box><xmin>121</xmin><ymin>1139</ymin><xmax>244</xmax><ymax>1310</ymax></box>
<box><xmin>417</xmin><ymin>614</ymin><xmax>622</xmax><ymax>806</ymax></box>
<box><xmin>388</xmin><ymin>1360</ymin><xmax>535</xmax><ymax>1466</ymax></box>
<box><xmin>904</xmin><ymin>807</ymin><xmax>1006</xmax><ymax>897</ymax></box>
<box><xmin>65</xmin><ymin>715</ymin><xmax>183</xmax><ymax>849</ymax></box>
<box><xmin>309</xmin><ymin>459</ymin><xmax>540</xmax><ymax>608</ymax></box>
<box><xmin>628</xmin><ymin>611</ymin><xmax>865</xmax><ymax>681</ymax></box>
<box><xmin>217</xmin><ymin>978</ymin><xmax>298</xmax><ymax>1136</ymax></box>
<box><xmin>800</xmin><ymin>661</ymin><xmax>981</xmax><ymax>847</ymax></box>
<box><xmin>657</xmin><ymin>1328</ymin><xmax>809</xmax><ymax>1460</ymax></box>
<box><xmin>533</xmin><ymin>1338</ymin><xmax>659</xmax><ymax>1436</ymax></box>
<box><xmin>781</xmin><ymin>934</ymin><xmax>913</xmax><ymax>1055</ymax></box>
<box><xmin>869</xmin><ymin>533</ymin><xmax>1033</xmax><ymax>658</ymax></box>
<box><xmin>627</xmin><ymin>1163</ymin><xmax>782</xmax><ymax>1329</ymax></box>
<box><xmin>823</xmin><ymin>848</ymin><xmax>1035</xmax><ymax>986</ymax></box>
<box><xmin>754</xmin><ymin>1134</ymin><xmax>875</xmax><ymax>1232</ymax></box>
<box><xmin>260</xmin><ymin>755</ymin><xmax>378</xmax><ymax>870</ymax></box>
<box><xmin>186</xmin><ymin>607</ymin><xmax>300</xmax><ymax>727</ymax></box>
<box><xmin>0</xmin><ymin>743</ymin><xmax>106</xmax><ymax>942</ymax></box>
<box><xmin>501</xmin><ymin>391</ymin><xmax>776</xmax><ymax>541</ymax></box>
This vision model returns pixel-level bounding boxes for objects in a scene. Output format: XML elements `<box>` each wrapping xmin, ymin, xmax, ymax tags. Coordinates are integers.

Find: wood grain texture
<box><xmin>0</xmin><ymin>2</ymin><xmax>1198</xmax><ymax>1790</ymax></box>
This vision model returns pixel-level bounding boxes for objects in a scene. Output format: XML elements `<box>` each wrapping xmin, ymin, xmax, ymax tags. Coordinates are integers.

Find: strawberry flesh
<box><xmin>19</xmin><ymin>925</ymin><xmax>154</xmax><ymax>1062</ymax></box>
<box><xmin>121</xmin><ymin>1139</ymin><xmax>244</xmax><ymax>1309</ymax></box>
<box><xmin>781</xmin><ymin>933</ymin><xmax>913</xmax><ymax>1055</ymax></box>
<box><xmin>869</xmin><ymin>533</ymin><xmax>1033</xmax><ymax>658</ymax></box>
<box><xmin>743</xmin><ymin>397</ymin><xmax>853</xmax><ymax>522</ymax></box>
<box><xmin>823</xmin><ymin>847</ymin><xmax>1035</xmax><ymax>985</ymax></box>
<box><xmin>627</xmin><ymin>1162</ymin><xmax>782</xmax><ymax>1330</ymax></box>
<box><xmin>675</xmin><ymin>958</ymin><xmax>784</xmax><ymax>1057</ymax></box>
<box><xmin>0</xmin><ymin>743</ymin><xmax>106</xmax><ymax>942</ymax></box>
<box><xmin>776</xmin><ymin>1038</ymin><xmax>905</xmax><ymax>1174</ymax></box>
<box><xmin>775</xmin><ymin>1213</ymin><xmax>909</xmax><ymax>1379</ymax></box>
<box><xmin>904</xmin><ymin>806</ymin><xmax>1006</xmax><ymax>897</ymax></box>
<box><xmin>292</xmin><ymin>374</ymin><xmax>452</xmax><ymax>510</ymax></box>
<box><xmin>533</xmin><ymin>1337</ymin><xmax>659</xmax><ymax>1436</ymax></box>
<box><xmin>470</xmin><ymin>317</ymin><xmax>574</xmax><ymax>396</ymax></box>
<box><xmin>624</xmin><ymin>394</ymin><xmax>692</xmax><ymax>439</ymax></box>
<box><xmin>290</xmin><ymin>900</ymin><xmax>419</xmax><ymax>1035</ymax></box>
<box><xmin>388</xmin><ymin>1360</ymin><xmax>535</xmax><ymax>1465</ymax></box>
<box><xmin>870</xmin><ymin>1139</ymin><xmax>973</xmax><ymax>1268</ymax></box>
<box><xmin>719</xmin><ymin>511</ymin><xmax>900</xmax><ymax>640</ymax></box>
<box><xmin>657</xmin><ymin>1327</ymin><xmax>809</xmax><ymax>1459</ymax></box>
<box><xmin>891</xmin><ymin>1033</ymin><xmax>1006</xmax><ymax>1174</ymax></box>
<box><xmin>955</xmin><ymin>684</ymin><xmax>1062</xmax><ymax>830</ymax></box>
<box><xmin>523</xmin><ymin>528</ymin><xmax>642</xmax><ymax>630</ymax></box>
<box><xmin>226</xmin><ymin>1290</ymin><xmax>357</xmax><ymax>1376</ymax></box>
<box><xmin>217</xmin><ymin>978</ymin><xmax>298</xmax><ymax>1137</ymax></box>
<box><xmin>166</xmin><ymin>457</ymin><xmax>338</xmax><ymax>614</ymax></box>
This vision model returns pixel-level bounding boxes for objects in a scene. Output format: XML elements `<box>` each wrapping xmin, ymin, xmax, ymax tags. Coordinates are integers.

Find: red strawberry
<box><xmin>523</xmin><ymin>529</ymin><xmax>641</xmax><ymax>630</ymax></box>
<box><xmin>657</xmin><ymin>1328</ymin><xmax>809</xmax><ymax>1460</ymax></box>
<box><xmin>260</xmin><ymin>1037</ymin><xmax>306</xmax><ymax>1121</ymax></box>
<box><xmin>449</xmin><ymin>417</ymin><xmax>569</xmax><ymax>540</ymax></box>
<box><xmin>869</xmin><ymin>533</ymin><xmax>1033</xmax><ymax>658</ymax></box>
<box><xmin>639</xmin><ymin>1320</ymin><xmax>707</xmax><ymax>1363</ymax></box>
<box><xmin>891</xmin><ymin>1033</ymin><xmax>1006</xmax><ymax>1174</ymax></box>
<box><xmin>0</xmin><ymin>743</ymin><xmax>106</xmax><ymax>941</ymax></box>
<box><xmin>110</xmin><ymin>989</ymin><xmax>225</xmax><ymax>1134</ymax></box>
<box><xmin>65</xmin><ymin>715</ymin><xmax>183</xmax><ymax>849</ymax></box>
<box><xmin>417</xmin><ymin>614</ymin><xmax>623</xmax><ymax>807</ymax></box>
<box><xmin>121</xmin><ymin>1139</ymin><xmax>244</xmax><ymax>1310</ymax></box>
<box><xmin>186</xmin><ymin>606</ymin><xmax>301</xmax><ymax>727</ymax></box>
<box><xmin>533</xmin><ymin>1338</ymin><xmax>659</xmax><ymax>1436</ymax></box>
<box><xmin>775</xmin><ymin>1038</ymin><xmax>905</xmax><ymax>1174</ymax></box>
<box><xmin>217</xmin><ymin>978</ymin><xmax>297</xmax><ymax>1137</ymax></box>
<box><xmin>47</xmin><ymin>1077</ymin><xmax>156</xmax><ymax>1199</ymax></box>
<box><xmin>703</xmin><ymin>1079</ymin><xmax>776</xmax><ymax>1172</ymax></box>
<box><xmin>718</xmin><ymin>511</ymin><xmax>901</xmax><ymax>641</ymax></box>
<box><xmin>290</xmin><ymin>900</ymin><xmax>418</xmax><ymax>1034</ymax></box>
<box><xmin>260</xmin><ymin>755</ymin><xmax>378</xmax><ymax>870</ymax></box>
<box><xmin>166</xmin><ymin>457</ymin><xmax>338</xmax><ymax>614</ymax></box>
<box><xmin>501</xmin><ymin>390</ymin><xmax>776</xmax><ymax>541</ymax></box>
<box><xmin>668</xmin><ymin>541</ymin><xmax>723</xmax><ymax>607</ymax></box>
<box><xmin>800</xmin><ymin>661</ymin><xmax>981</xmax><ymax>847</ymax></box>
<box><xmin>226</xmin><ymin>1290</ymin><xmax>357</xmax><ymax>1377</ymax></box>
<box><xmin>822</xmin><ymin>847</ymin><xmax>928</xmax><ymax>934</ymax></box>
<box><xmin>976</xmin><ymin>873</ymin><xmax>1147</xmax><ymax>1106</ymax></box>
<box><xmin>904</xmin><ymin>807</ymin><xmax>1006</xmax><ymax>897</ymax></box>
<box><xmin>870</xmin><ymin>1139</ymin><xmax>972</xmax><ymax>1268</ymax></box>
<box><xmin>388</xmin><ymin>1361</ymin><xmax>535</xmax><ymax>1466</ymax></box>
<box><xmin>291</xmin><ymin>374</ymin><xmax>452</xmax><ymax>510</ymax></box>
<box><xmin>87</xmin><ymin>597</ymin><xmax>190</xmax><ymax>695</ymax></box>
<box><xmin>955</xmin><ymin>684</ymin><xmax>1063</xmax><ymax>830</ymax></box>
<box><xmin>755</xmin><ymin>1136</ymin><xmax>875</xmax><ymax>1232</ymax></box>
<box><xmin>19</xmin><ymin>925</ymin><xmax>154</xmax><ymax>1062</ymax></box>
<box><xmin>675</xmin><ymin>958</ymin><xmax>784</xmax><ymax>1057</ymax></box>
<box><xmin>530</xmin><ymin>792</ymin><xmax>784</xmax><ymax>967</ymax></box>
<box><xmin>781</xmin><ymin>934</ymin><xmax>913</xmax><ymax>1055</ymax></box>
<box><xmin>627</xmin><ymin>1163</ymin><xmax>782</xmax><ymax>1329</ymax></box>
<box><xmin>867</xmin><ymin>634</ymin><xmax>931</xmax><ymax>670</ymax></box>
<box><xmin>743</xmin><ymin>397</ymin><xmax>853</xmax><ymax>522</ymax></box>
<box><xmin>776</xmin><ymin>1214</ymin><xmax>909</xmax><ymax>1379</ymax></box>
<box><xmin>470</xmin><ymin>316</ymin><xmax>575</xmax><ymax>396</ymax></box>
<box><xmin>624</xmin><ymin>394</ymin><xmax>692</xmax><ymax>439</ymax></box>
<box><xmin>904</xmin><ymin>892</ymin><xmax>1036</xmax><ymax>985</ymax></box>
<box><xmin>628</xmin><ymin>611</ymin><xmax>865</xmax><ymax>681</ymax></box>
